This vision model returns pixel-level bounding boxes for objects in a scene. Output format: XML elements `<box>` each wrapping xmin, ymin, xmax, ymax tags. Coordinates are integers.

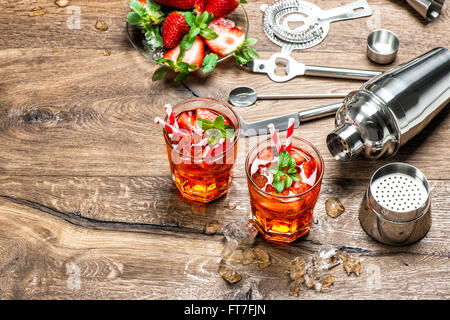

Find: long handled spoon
<box><xmin>229</xmin><ymin>86</ymin><xmax>348</xmax><ymax>107</ymax></box>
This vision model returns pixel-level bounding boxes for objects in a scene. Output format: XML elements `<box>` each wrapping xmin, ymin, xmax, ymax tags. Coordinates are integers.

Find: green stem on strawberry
<box><xmin>127</xmin><ymin>0</ymin><xmax>164</xmax><ymax>50</ymax></box>
<box><xmin>233</xmin><ymin>38</ymin><xmax>259</xmax><ymax>66</ymax></box>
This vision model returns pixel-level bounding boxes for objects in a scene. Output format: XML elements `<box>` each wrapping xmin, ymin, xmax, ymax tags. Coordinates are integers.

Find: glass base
<box><xmin>251</xmin><ymin>218</ymin><xmax>310</xmax><ymax>243</ymax></box>
<box><xmin>172</xmin><ymin>175</ymin><xmax>231</xmax><ymax>203</ymax></box>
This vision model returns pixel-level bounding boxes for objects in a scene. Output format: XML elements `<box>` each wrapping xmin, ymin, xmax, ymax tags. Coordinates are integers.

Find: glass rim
<box><xmin>163</xmin><ymin>97</ymin><xmax>241</xmax><ymax>160</ymax></box>
<box><xmin>245</xmin><ymin>135</ymin><xmax>324</xmax><ymax>199</ymax></box>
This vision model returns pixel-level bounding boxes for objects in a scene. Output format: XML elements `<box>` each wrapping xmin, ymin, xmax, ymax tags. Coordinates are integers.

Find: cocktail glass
<box><xmin>245</xmin><ymin>136</ymin><xmax>324</xmax><ymax>243</ymax></box>
<box><xmin>163</xmin><ymin>97</ymin><xmax>240</xmax><ymax>203</ymax></box>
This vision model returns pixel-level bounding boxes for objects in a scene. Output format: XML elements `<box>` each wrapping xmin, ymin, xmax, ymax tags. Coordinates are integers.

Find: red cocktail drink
<box><xmin>163</xmin><ymin>98</ymin><xmax>240</xmax><ymax>203</ymax></box>
<box><xmin>246</xmin><ymin>136</ymin><xmax>324</xmax><ymax>243</ymax></box>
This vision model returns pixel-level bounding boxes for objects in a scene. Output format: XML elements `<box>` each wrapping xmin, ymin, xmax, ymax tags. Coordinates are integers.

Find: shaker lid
<box><xmin>367</xmin><ymin>162</ymin><xmax>430</xmax><ymax>222</ymax></box>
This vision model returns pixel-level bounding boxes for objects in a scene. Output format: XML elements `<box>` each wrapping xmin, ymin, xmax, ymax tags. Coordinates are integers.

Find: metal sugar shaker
<box><xmin>359</xmin><ymin>163</ymin><xmax>432</xmax><ymax>246</ymax></box>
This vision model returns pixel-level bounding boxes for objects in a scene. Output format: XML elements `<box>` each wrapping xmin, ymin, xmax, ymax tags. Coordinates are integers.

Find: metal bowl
<box><xmin>366</xmin><ymin>29</ymin><xmax>399</xmax><ymax>64</ymax></box>
<box><xmin>126</xmin><ymin>6</ymin><xmax>249</xmax><ymax>64</ymax></box>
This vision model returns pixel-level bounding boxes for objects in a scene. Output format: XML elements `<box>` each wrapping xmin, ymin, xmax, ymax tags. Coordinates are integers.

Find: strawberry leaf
<box><xmin>127</xmin><ymin>12</ymin><xmax>142</xmax><ymax>25</ymax></box>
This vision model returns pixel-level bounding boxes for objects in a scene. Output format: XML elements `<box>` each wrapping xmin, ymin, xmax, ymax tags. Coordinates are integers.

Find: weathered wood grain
<box><xmin>0</xmin><ymin>0</ymin><xmax>449</xmax><ymax>300</ymax></box>
<box><xmin>0</xmin><ymin>198</ymin><xmax>448</xmax><ymax>300</ymax></box>
<box><xmin>0</xmin><ymin>175</ymin><xmax>449</xmax><ymax>257</ymax></box>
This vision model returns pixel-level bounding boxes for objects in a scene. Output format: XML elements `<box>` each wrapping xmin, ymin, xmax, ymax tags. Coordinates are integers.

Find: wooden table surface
<box><xmin>0</xmin><ymin>0</ymin><xmax>449</xmax><ymax>300</ymax></box>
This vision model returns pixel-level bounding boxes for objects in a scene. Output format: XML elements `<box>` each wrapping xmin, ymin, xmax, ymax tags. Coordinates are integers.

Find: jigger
<box><xmin>406</xmin><ymin>0</ymin><xmax>445</xmax><ymax>21</ymax></box>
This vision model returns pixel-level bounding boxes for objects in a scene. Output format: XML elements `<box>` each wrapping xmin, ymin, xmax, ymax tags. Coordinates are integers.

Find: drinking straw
<box><xmin>154</xmin><ymin>117</ymin><xmax>185</xmax><ymax>138</ymax></box>
<box><xmin>285</xmin><ymin>117</ymin><xmax>295</xmax><ymax>152</ymax></box>
<box><xmin>268</xmin><ymin>123</ymin><xmax>282</xmax><ymax>153</ymax></box>
<box><xmin>164</xmin><ymin>104</ymin><xmax>179</xmax><ymax>130</ymax></box>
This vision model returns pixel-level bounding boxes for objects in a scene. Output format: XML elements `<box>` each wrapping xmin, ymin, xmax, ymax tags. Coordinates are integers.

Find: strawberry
<box><xmin>154</xmin><ymin>12</ymin><xmax>220</xmax><ymax>82</ymax></box>
<box><xmin>195</xmin><ymin>108</ymin><xmax>218</xmax><ymax>122</ymax></box>
<box><xmin>195</xmin><ymin>108</ymin><xmax>230</xmax><ymax>124</ymax></box>
<box><xmin>154</xmin><ymin>0</ymin><xmax>195</xmax><ymax>10</ymax></box>
<box><xmin>204</xmin><ymin>0</ymin><xmax>240</xmax><ymax>20</ymax></box>
<box><xmin>138</xmin><ymin>0</ymin><xmax>147</xmax><ymax>4</ymax></box>
<box><xmin>204</xmin><ymin>18</ymin><xmax>245</xmax><ymax>55</ymax></box>
<box><xmin>289</xmin><ymin>181</ymin><xmax>312</xmax><ymax>195</ymax></box>
<box><xmin>161</xmin><ymin>12</ymin><xmax>190</xmax><ymax>49</ymax></box>
<box><xmin>194</xmin><ymin>0</ymin><xmax>207</xmax><ymax>14</ymax></box>
<box><xmin>177</xmin><ymin>112</ymin><xmax>197</xmax><ymax>131</ymax></box>
<box><xmin>164</xmin><ymin>36</ymin><xmax>205</xmax><ymax>68</ymax></box>
<box><xmin>204</xmin><ymin>18</ymin><xmax>259</xmax><ymax>65</ymax></box>
<box><xmin>290</xmin><ymin>150</ymin><xmax>305</xmax><ymax>164</ymax></box>
<box><xmin>302</xmin><ymin>160</ymin><xmax>317</xmax><ymax>179</ymax></box>
<box><xmin>258</xmin><ymin>147</ymin><xmax>274</xmax><ymax>162</ymax></box>
<box><xmin>154</xmin><ymin>36</ymin><xmax>205</xmax><ymax>81</ymax></box>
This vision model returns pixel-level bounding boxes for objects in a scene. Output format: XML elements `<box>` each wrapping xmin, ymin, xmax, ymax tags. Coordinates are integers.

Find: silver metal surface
<box><xmin>228</xmin><ymin>86</ymin><xmax>347</xmax><ymax>107</ymax></box>
<box><xmin>359</xmin><ymin>163</ymin><xmax>432</xmax><ymax>246</ymax></box>
<box><xmin>261</xmin><ymin>0</ymin><xmax>372</xmax><ymax>53</ymax></box>
<box><xmin>406</xmin><ymin>0</ymin><xmax>445</xmax><ymax>21</ymax></box>
<box><xmin>367</xmin><ymin>29</ymin><xmax>399</xmax><ymax>64</ymax></box>
<box><xmin>327</xmin><ymin>47</ymin><xmax>450</xmax><ymax>161</ymax></box>
<box><xmin>246</xmin><ymin>52</ymin><xmax>381</xmax><ymax>82</ymax></box>
<box><xmin>239</xmin><ymin>102</ymin><xmax>341</xmax><ymax>136</ymax></box>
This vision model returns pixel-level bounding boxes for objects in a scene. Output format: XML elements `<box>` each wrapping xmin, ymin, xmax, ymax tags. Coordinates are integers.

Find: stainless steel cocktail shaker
<box><xmin>327</xmin><ymin>47</ymin><xmax>450</xmax><ymax>161</ymax></box>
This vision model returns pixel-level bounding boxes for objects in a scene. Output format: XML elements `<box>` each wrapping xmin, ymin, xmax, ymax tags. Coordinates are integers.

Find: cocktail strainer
<box><xmin>359</xmin><ymin>163</ymin><xmax>432</xmax><ymax>246</ymax></box>
<box><xmin>260</xmin><ymin>0</ymin><xmax>373</xmax><ymax>53</ymax></box>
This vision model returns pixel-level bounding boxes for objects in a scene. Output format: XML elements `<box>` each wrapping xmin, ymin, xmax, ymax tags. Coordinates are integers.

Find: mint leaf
<box><xmin>287</xmin><ymin>168</ymin><xmax>297</xmax><ymax>174</ymax></box>
<box><xmin>285</xmin><ymin>174</ymin><xmax>293</xmax><ymax>189</ymax></box>
<box><xmin>201</xmin><ymin>53</ymin><xmax>218</xmax><ymax>73</ymax></box>
<box><xmin>278</xmin><ymin>150</ymin><xmax>290</xmax><ymax>169</ymax></box>
<box><xmin>174</xmin><ymin>71</ymin><xmax>189</xmax><ymax>82</ymax></box>
<box><xmin>288</xmin><ymin>156</ymin><xmax>296</xmax><ymax>170</ymax></box>
<box><xmin>213</xmin><ymin>115</ymin><xmax>225</xmax><ymax>129</ymax></box>
<box><xmin>223</xmin><ymin>128</ymin><xmax>235</xmax><ymax>139</ymax></box>
<box><xmin>273</xmin><ymin>178</ymin><xmax>285</xmax><ymax>193</ymax></box>
<box><xmin>206</xmin><ymin>128</ymin><xmax>221</xmax><ymax>146</ymax></box>
<box><xmin>196</xmin><ymin>118</ymin><xmax>214</xmax><ymax>130</ymax></box>
<box><xmin>269</xmin><ymin>166</ymin><xmax>279</xmax><ymax>174</ymax></box>
<box><xmin>290</xmin><ymin>173</ymin><xmax>300</xmax><ymax>182</ymax></box>
<box><xmin>184</xmin><ymin>11</ymin><xmax>195</xmax><ymax>27</ymax></box>
<box><xmin>152</xmin><ymin>66</ymin><xmax>169</xmax><ymax>81</ymax></box>
<box><xmin>200</xmin><ymin>28</ymin><xmax>218</xmax><ymax>40</ymax></box>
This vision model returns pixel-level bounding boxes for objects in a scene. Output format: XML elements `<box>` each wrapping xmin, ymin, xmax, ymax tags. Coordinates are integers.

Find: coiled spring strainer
<box><xmin>261</xmin><ymin>0</ymin><xmax>373</xmax><ymax>53</ymax></box>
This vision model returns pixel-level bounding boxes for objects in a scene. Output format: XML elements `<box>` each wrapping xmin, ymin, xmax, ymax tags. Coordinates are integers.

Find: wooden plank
<box><xmin>0</xmin><ymin>175</ymin><xmax>449</xmax><ymax>256</ymax></box>
<box><xmin>0</xmin><ymin>198</ymin><xmax>448</xmax><ymax>299</ymax></box>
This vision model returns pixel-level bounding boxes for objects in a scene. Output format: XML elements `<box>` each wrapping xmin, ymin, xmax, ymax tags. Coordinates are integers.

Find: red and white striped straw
<box><xmin>268</xmin><ymin>123</ymin><xmax>282</xmax><ymax>153</ymax></box>
<box><xmin>285</xmin><ymin>117</ymin><xmax>295</xmax><ymax>152</ymax></box>
<box><xmin>154</xmin><ymin>117</ymin><xmax>185</xmax><ymax>137</ymax></box>
<box><xmin>164</xmin><ymin>104</ymin><xmax>179</xmax><ymax>130</ymax></box>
